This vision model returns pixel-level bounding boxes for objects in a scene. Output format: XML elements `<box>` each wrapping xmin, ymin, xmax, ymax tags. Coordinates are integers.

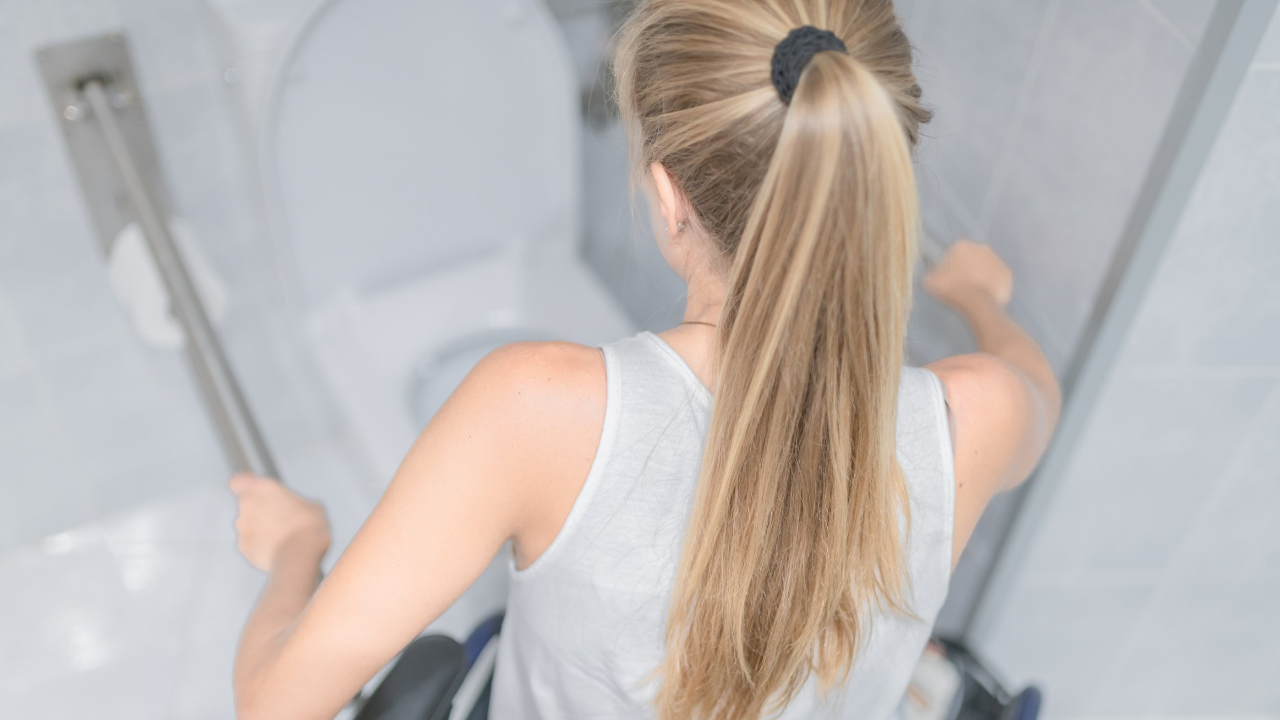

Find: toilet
<box><xmin>252</xmin><ymin>0</ymin><xmax>634</xmax><ymax>636</ymax></box>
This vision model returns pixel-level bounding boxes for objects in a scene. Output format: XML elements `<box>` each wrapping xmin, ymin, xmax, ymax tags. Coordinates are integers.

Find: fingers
<box><xmin>230</xmin><ymin>472</ymin><xmax>258</xmax><ymax>495</ymax></box>
<box><xmin>229</xmin><ymin>472</ymin><xmax>282</xmax><ymax>496</ymax></box>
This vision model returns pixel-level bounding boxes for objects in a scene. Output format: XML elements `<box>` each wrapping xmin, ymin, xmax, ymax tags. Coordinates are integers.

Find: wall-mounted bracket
<box><xmin>34</xmin><ymin>31</ymin><xmax>279</xmax><ymax>480</ymax></box>
<box><xmin>35</xmin><ymin>32</ymin><xmax>173</xmax><ymax>256</ymax></box>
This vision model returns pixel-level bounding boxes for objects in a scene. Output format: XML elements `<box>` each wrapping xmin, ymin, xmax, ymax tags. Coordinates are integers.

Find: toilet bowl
<box><xmin>257</xmin><ymin>0</ymin><xmax>634</xmax><ymax>637</ymax></box>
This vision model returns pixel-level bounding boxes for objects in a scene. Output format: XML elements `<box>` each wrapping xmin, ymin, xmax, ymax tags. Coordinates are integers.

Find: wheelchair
<box><xmin>352</xmin><ymin>615</ymin><xmax>1041</xmax><ymax>720</ymax></box>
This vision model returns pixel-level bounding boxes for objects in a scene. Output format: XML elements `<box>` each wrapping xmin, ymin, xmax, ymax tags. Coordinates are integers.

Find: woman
<box><xmin>230</xmin><ymin>0</ymin><xmax>1061</xmax><ymax>718</ymax></box>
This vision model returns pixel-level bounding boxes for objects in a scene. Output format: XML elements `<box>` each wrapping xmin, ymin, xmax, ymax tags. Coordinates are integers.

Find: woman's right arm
<box><xmin>922</xmin><ymin>240</ymin><xmax>1063</xmax><ymax>566</ymax></box>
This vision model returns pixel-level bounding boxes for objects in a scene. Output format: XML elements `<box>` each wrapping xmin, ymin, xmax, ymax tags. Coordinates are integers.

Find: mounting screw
<box><xmin>63</xmin><ymin>104</ymin><xmax>83</xmax><ymax>121</ymax></box>
<box><xmin>223</xmin><ymin>67</ymin><xmax>240</xmax><ymax>84</ymax></box>
<box><xmin>111</xmin><ymin>90</ymin><xmax>134</xmax><ymax>109</ymax></box>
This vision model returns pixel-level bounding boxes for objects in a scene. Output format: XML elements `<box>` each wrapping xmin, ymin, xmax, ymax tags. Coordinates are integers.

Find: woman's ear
<box><xmin>649</xmin><ymin>162</ymin><xmax>686</xmax><ymax>239</ymax></box>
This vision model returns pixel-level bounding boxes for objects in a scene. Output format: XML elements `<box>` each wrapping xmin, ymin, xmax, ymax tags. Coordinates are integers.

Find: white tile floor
<box><xmin>0</xmin><ymin>483</ymin><xmax>242</xmax><ymax>718</ymax></box>
<box><xmin>0</xmin><ymin>439</ymin><xmax>388</xmax><ymax>719</ymax></box>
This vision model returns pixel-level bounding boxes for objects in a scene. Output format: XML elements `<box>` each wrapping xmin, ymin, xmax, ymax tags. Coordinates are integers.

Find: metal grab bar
<box><xmin>80</xmin><ymin>79</ymin><xmax>280</xmax><ymax>479</ymax></box>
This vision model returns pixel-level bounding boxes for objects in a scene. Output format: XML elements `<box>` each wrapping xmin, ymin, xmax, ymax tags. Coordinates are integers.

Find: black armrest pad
<box><xmin>355</xmin><ymin>635</ymin><xmax>467</xmax><ymax>720</ymax></box>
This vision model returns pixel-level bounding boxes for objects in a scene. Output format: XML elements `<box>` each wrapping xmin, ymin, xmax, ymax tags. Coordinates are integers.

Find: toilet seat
<box><xmin>260</xmin><ymin>0</ymin><xmax>634</xmax><ymax>641</ymax></box>
<box><xmin>260</xmin><ymin>0</ymin><xmax>633</xmax><ymax>489</ymax></box>
<box><xmin>263</xmin><ymin>0</ymin><xmax>583</xmax><ymax>310</ymax></box>
<box><xmin>301</xmin><ymin>245</ymin><xmax>630</xmax><ymax>484</ymax></box>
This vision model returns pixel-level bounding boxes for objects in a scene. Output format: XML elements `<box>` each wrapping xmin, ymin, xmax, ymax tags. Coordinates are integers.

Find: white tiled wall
<box><xmin>1150</xmin><ymin>0</ymin><xmax>1217</xmax><ymax>46</ymax></box>
<box><xmin>898</xmin><ymin>0</ymin><xmax>1211</xmax><ymax>638</ymax></box>
<box><xmin>570</xmin><ymin>8</ymin><xmax>688</xmax><ymax>333</ymax></box>
<box><xmin>570</xmin><ymin>1</ymin><xmax>1208</xmax><ymax>369</ymax></box>
<box><xmin>582</xmin><ymin>121</ymin><xmax>687</xmax><ymax>332</ymax></box>
<box><xmin>902</xmin><ymin>0</ymin><xmax>1205</xmax><ymax>372</ymax></box>
<box><xmin>974</xmin><ymin>10</ymin><xmax>1280</xmax><ymax>718</ymax></box>
<box><xmin>0</xmin><ymin>1</ymin><xmax>375</xmax><ymax>717</ymax></box>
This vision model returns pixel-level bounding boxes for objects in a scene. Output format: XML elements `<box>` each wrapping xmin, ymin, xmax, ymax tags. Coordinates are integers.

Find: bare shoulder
<box><xmin>928</xmin><ymin>353</ymin><xmax>1032</xmax><ymax>457</ymax></box>
<box><xmin>447</xmin><ymin>341</ymin><xmax>607</xmax><ymax>565</ymax></box>
<box><xmin>925</xmin><ymin>352</ymin><xmax>1046</xmax><ymax>563</ymax></box>
<box><xmin>927</xmin><ymin>352</ymin><xmax>1042</xmax><ymax>477</ymax></box>
<box><xmin>461</xmin><ymin>340</ymin><xmax>605</xmax><ymax>416</ymax></box>
<box><xmin>927</xmin><ymin>353</ymin><xmax>1030</xmax><ymax>418</ymax></box>
<box><xmin>927</xmin><ymin>353</ymin><xmax>1034</xmax><ymax>488</ymax></box>
<box><xmin>448</xmin><ymin>340</ymin><xmax>607</xmax><ymax>454</ymax></box>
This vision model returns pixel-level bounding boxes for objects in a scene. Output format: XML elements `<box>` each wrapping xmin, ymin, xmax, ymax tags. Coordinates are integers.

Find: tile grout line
<box><xmin>1007</xmin><ymin>291</ymin><xmax>1071</xmax><ymax>365</ymax></box>
<box><xmin>1136</xmin><ymin>0</ymin><xmax>1198</xmax><ymax>49</ymax></box>
<box><xmin>1116</xmin><ymin>364</ymin><xmax>1280</xmax><ymax>379</ymax></box>
<box><xmin>0</xmin><ymin>283</ymin><xmax>36</xmax><ymax>379</ymax></box>
<box><xmin>903</xmin><ymin>0</ymin><xmax>938</xmax><ymax>37</ymax></box>
<box><xmin>976</xmin><ymin>0</ymin><xmax>1061</xmax><ymax>235</ymax></box>
<box><xmin>1088</xmin><ymin>379</ymin><xmax>1280</xmax><ymax>706</ymax></box>
<box><xmin>27</xmin><ymin>341</ymin><xmax>96</xmax><ymax>507</ymax></box>
<box><xmin>1155</xmin><ymin>379</ymin><xmax>1280</xmax><ymax>580</ymax></box>
<box><xmin>932</xmin><ymin>173</ymin><xmax>985</xmax><ymax>238</ymax></box>
<box><xmin>161</xmin><ymin>482</ymin><xmax>235</xmax><ymax>720</ymax></box>
<box><xmin>1073</xmin><ymin>716</ymin><xmax>1280</xmax><ymax>720</ymax></box>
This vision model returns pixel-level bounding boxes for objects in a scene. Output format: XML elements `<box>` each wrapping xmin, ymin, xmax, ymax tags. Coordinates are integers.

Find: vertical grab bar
<box><xmin>81</xmin><ymin>80</ymin><xmax>280</xmax><ymax>480</ymax></box>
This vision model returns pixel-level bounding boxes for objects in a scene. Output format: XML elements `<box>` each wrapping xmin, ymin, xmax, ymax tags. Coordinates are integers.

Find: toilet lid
<box><xmin>265</xmin><ymin>0</ymin><xmax>580</xmax><ymax>308</ymax></box>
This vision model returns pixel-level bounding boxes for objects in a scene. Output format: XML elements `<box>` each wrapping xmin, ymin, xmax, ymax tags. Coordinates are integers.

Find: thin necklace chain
<box><xmin>680</xmin><ymin>320</ymin><xmax>718</xmax><ymax>329</ymax></box>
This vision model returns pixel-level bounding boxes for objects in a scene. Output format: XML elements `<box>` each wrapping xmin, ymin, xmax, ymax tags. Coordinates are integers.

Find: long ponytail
<box><xmin>615</xmin><ymin>2</ymin><xmax>929</xmax><ymax>718</ymax></box>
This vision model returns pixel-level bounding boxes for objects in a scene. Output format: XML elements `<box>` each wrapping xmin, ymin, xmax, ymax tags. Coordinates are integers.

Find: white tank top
<box><xmin>491</xmin><ymin>331</ymin><xmax>955</xmax><ymax>719</ymax></box>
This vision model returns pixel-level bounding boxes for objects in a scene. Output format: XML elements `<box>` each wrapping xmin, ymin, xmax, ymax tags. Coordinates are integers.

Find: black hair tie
<box><xmin>770</xmin><ymin>25</ymin><xmax>848</xmax><ymax>105</ymax></box>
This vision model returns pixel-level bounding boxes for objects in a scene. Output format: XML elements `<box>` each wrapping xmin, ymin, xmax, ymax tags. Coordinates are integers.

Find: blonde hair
<box><xmin>614</xmin><ymin>1</ymin><xmax>930</xmax><ymax>718</ymax></box>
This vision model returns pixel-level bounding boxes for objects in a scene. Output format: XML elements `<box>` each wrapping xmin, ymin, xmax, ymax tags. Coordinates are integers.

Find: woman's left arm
<box><xmin>230</xmin><ymin>342</ymin><xmax>603</xmax><ymax>720</ymax></box>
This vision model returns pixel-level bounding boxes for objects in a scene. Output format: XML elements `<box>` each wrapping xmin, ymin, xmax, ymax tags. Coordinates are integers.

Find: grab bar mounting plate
<box><xmin>35</xmin><ymin>32</ymin><xmax>173</xmax><ymax>255</ymax></box>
